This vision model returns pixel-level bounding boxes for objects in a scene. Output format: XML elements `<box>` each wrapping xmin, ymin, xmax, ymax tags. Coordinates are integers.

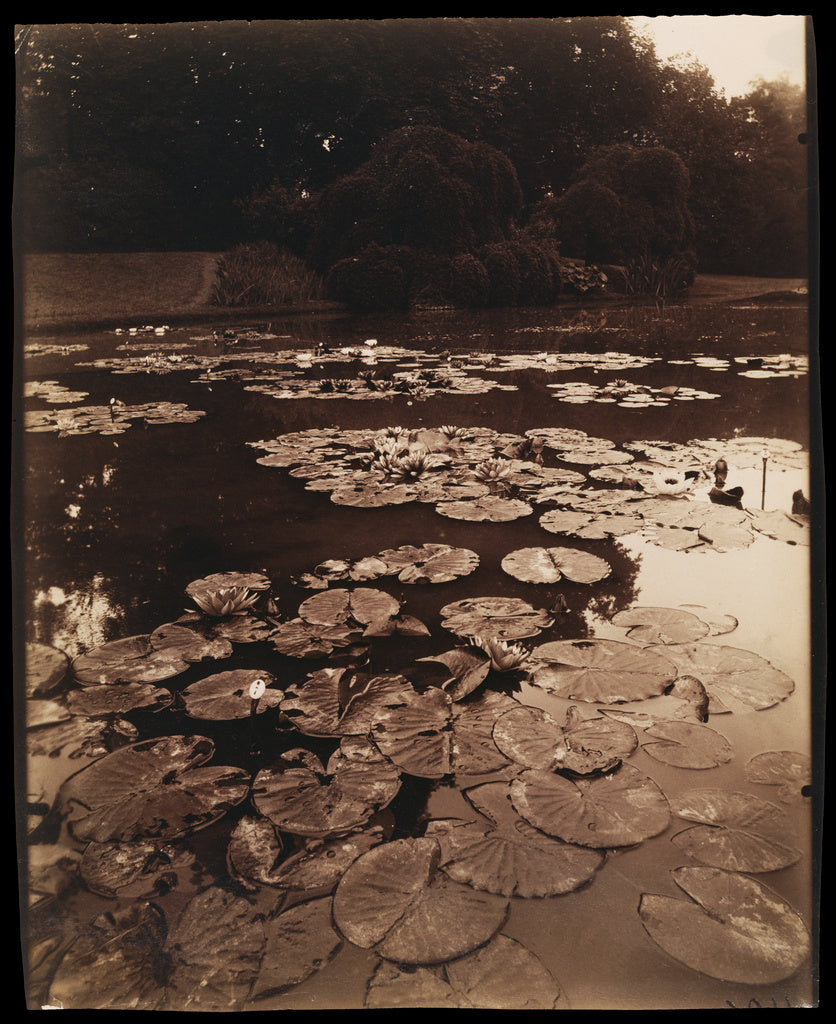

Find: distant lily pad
<box><xmin>427</xmin><ymin>781</ymin><xmax>605</xmax><ymax>898</ymax></box>
<box><xmin>510</xmin><ymin>763</ymin><xmax>670</xmax><ymax>848</ymax></box>
<box><xmin>639</xmin><ymin>866</ymin><xmax>811</xmax><ymax>984</ymax></box>
<box><xmin>252</xmin><ymin>746</ymin><xmax>401</xmax><ymax>838</ymax></box>
<box><xmin>185</xmin><ymin>571</ymin><xmax>273</xmax><ymax>602</ymax></box>
<box><xmin>435</xmin><ymin>495</ymin><xmax>533</xmax><ymax>522</ymax></box>
<box><xmin>671</xmin><ymin>788</ymin><xmax>801</xmax><ymax>871</ymax></box>
<box><xmin>610</xmin><ymin>607</ymin><xmax>711</xmax><ymax>645</ymax></box>
<box><xmin>59</xmin><ymin>734</ymin><xmax>251</xmax><ymax>843</ymax></box>
<box><xmin>530</xmin><ymin>639</ymin><xmax>678</xmax><ymax>703</ymax></box>
<box><xmin>180</xmin><ymin>669</ymin><xmax>282</xmax><ymax>720</ymax></box>
<box><xmin>366</xmin><ymin>933</ymin><xmax>563</xmax><ymax>1009</ymax></box>
<box><xmin>660</xmin><ymin>643</ymin><xmax>794</xmax><ymax>712</ymax></box>
<box><xmin>376</xmin><ymin>543</ymin><xmax>480</xmax><ymax>584</ymax></box>
<box><xmin>332</xmin><ymin>837</ymin><xmax>509</xmax><ymax>965</ymax></box>
<box><xmin>501</xmin><ymin>546</ymin><xmax>611</xmax><ymax>585</ymax></box>
<box><xmin>440</xmin><ymin>597</ymin><xmax>554</xmax><ymax>641</ymax></box>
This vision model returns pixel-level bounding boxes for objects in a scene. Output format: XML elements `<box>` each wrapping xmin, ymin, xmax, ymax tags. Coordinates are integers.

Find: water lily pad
<box><xmin>180</xmin><ymin>669</ymin><xmax>282</xmax><ymax>720</ymax></box>
<box><xmin>269</xmin><ymin>618</ymin><xmax>366</xmax><ymax>658</ymax></box>
<box><xmin>501</xmin><ymin>546</ymin><xmax>611</xmax><ymax>584</ymax></box>
<box><xmin>149</xmin><ymin>622</ymin><xmax>235</xmax><ymax>663</ymax></box>
<box><xmin>510</xmin><ymin>763</ymin><xmax>670</xmax><ymax>848</ymax></box>
<box><xmin>638</xmin><ymin>866</ymin><xmax>811</xmax><ymax>984</ymax></box>
<box><xmin>332</xmin><ymin>836</ymin><xmax>509</xmax><ymax>964</ymax></box>
<box><xmin>376</xmin><ymin>543</ymin><xmax>480</xmax><ymax>583</ymax></box>
<box><xmin>251</xmin><ymin>897</ymin><xmax>343</xmax><ymax>999</ymax></box>
<box><xmin>427</xmin><ymin>781</ymin><xmax>605</xmax><ymax>898</ymax></box>
<box><xmin>252</xmin><ymin>746</ymin><xmax>401</xmax><ymax>837</ymax></box>
<box><xmin>660</xmin><ymin>643</ymin><xmax>794</xmax><ymax>712</ymax></box>
<box><xmin>744</xmin><ymin>750</ymin><xmax>812</xmax><ymax>801</ymax></box>
<box><xmin>59</xmin><ymin>734</ymin><xmax>251</xmax><ymax>843</ymax></box>
<box><xmin>671</xmin><ymin>788</ymin><xmax>801</xmax><ymax>871</ymax></box>
<box><xmin>79</xmin><ymin>839</ymin><xmax>198</xmax><ymax>899</ymax></box>
<box><xmin>185</xmin><ymin>571</ymin><xmax>272</xmax><ymax>602</ymax></box>
<box><xmin>639</xmin><ymin>721</ymin><xmax>733</xmax><ymax>769</ymax></box>
<box><xmin>280</xmin><ymin>668</ymin><xmax>414</xmax><ymax>737</ymax></box>
<box><xmin>64</xmin><ymin>681</ymin><xmax>173</xmax><ymax>717</ymax></box>
<box><xmin>26</xmin><ymin>642</ymin><xmax>70</xmax><ymax>696</ymax></box>
<box><xmin>72</xmin><ymin>635</ymin><xmax>191</xmax><ymax>686</ymax></box>
<box><xmin>366</xmin><ymin>933</ymin><xmax>562</xmax><ymax>1008</ymax></box>
<box><xmin>417</xmin><ymin>647</ymin><xmax>492</xmax><ymax>701</ymax></box>
<box><xmin>370</xmin><ymin>687</ymin><xmax>453</xmax><ymax>778</ymax></box>
<box><xmin>28</xmin><ymin>714</ymin><xmax>139</xmax><ymax>761</ymax></box>
<box><xmin>440</xmin><ymin>597</ymin><xmax>554</xmax><ymax>641</ymax></box>
<box><xmin>611</xmin><ymin>607</ymin><xmax>711</xmax><ymax>645</ymax></box>
<box><xmin>312</xmin><ymin>555</ymin><xmax>390</xmax><ymax>582</ymax></box>
<box><xmin>450</xmin><ymin>691</ymin><xmax>519</xmax><ymax>775</ymax></box>
<box><xmin>435</xmin><ymin>494</ymin><xmax>533</xmax><ymax>522</ymax></box>
<box><xmin>530</xmin><ymin>639</ymin><xmax>678</xmax><ymax>703</ymax></box>
<box><xmin>749</xmin><ymin>508</ymin><xmax>811</xmax><ymax>546</ymax></box>
<box><xmin>298</xmin><ymin>587</ymin><xmax>401</xmax><ymax>633</ymax></box>
<box><xmin>493</xmin><ymin>704</ymin><xmax>637</xmax><ymax>774</ymax></box>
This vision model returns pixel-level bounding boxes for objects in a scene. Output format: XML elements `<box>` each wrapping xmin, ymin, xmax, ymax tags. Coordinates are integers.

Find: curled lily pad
<box><xmin>440</xmin><ymin>597</ymin><xmax>554</xmax><ymax>641</ymax></box>
<box><xmin>671</xmin><ymin>788</ymin><xmax>801</xmax><ymax>871</ymax></box>
<box><xmin>418</xmin><ymin>647</ymin><xmax>492</xmax><ymax>701</ymax></box>
<box><xmin>370</xmin><ymin>687</ymin><xmax>453</xmax><ymax>778</ymax></box>
<box><xmin>501</xmin><ymin>546</ymin><xmax>611</xmax><ymax>584</ymax></box>
<box><xmin>639</xmin><ymin>866</ymin><xmax>812</xmax><ymax>984</ymax></box>
<box><xmin>72</xmin><ymin>635</ymin><xmax>191</xmax><ymax>686</ymax></box>
<box><xmin>660</xmin><ymin>643</ymin><xmax>795</xmax><ymax>712</ymax></box>
<box><xmin>26</xmin><ymin>642</ymin><xmax>70</xmax><ymax>696</ymax></box>
<box><xmin>280</xmin><ymin>669</ymin><xmax>414</xmax><ymax>737</ymax></box>
<box><xmin>252</xmin><ymin>747</ymin><xmax>401</xmax><ymax>838</ymax></box>
<box><xmin>252</xmin><ymin>897</ymin><xmax>343</xmax><ymax>999</ymax></box>
<box><xmin>79</xmin><ymin>839</ymin><xmax>198</xmax><ymax>899</ymax></box>
<box><xmin>426</xmin><ymin>781</ymin><xmax>605</xmax><ymax>898</ymax></box>
<box><xmin>639</xmin><ymin>721</ymin><xmax>733</xmax><ymax>769</ymax></box>
<box><xmin>332</xmin><ymin>837</ymin><xmax>509</xmax><ymax>965</ymax></box>
<box><xmin>744</xmin><ymin>750</ymin><xmax>812</xmax><ymax>801</ymax></box>
<box><xmin>180</xmin><ymin>669</ymin><xmax>281</xmax><ymax>720</ymax></box>
<box><xmin>366</xmin><ymin>933</ymin><xmax>563</xmax><ymax>1008</ymax></box>
<box><xmin>375</xmin><ymin>543</ymin><xmax>480</xmax><ymax>584</ymax></box>
<box><xmin>493</xmin><ymin>704</ymin><xmax>637</xmax><ymax>775</ymax></box>
<box><xmin>59</xmin><ymin>734</ymin><xmax>251</xmax><ymax>843</ymax></box>
<box><xmin>510</xmin><ymin>763</ymin><xmax>670</xmax><ymax>848</ymax></box>
<box><xmin>64</xmin><ymin>682</ymin><xmax>173</xmax><ymax>717</ymax></box>
<box><xmin>530</xmin><ymin>639</ymin><xmax>678</xmax><ymax>703</ymax></box>
<box><xmin>610</xmin><ymin>607</ymin><xmax>711</xmax><ymax>645</ymax></box>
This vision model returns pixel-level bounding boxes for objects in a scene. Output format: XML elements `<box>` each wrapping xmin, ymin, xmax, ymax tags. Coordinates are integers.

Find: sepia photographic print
<box><xmin>13</xmin><ymin>17</ymin><xmax>821</xmax><ymax>1011</ymax></box>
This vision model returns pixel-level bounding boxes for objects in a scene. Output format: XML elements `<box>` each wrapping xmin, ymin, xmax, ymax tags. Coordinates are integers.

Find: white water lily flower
<box><xmin>651</xmin><ymin>468</ymin><xmax>693</xmax><ymax>495</ymax></box>
<box><xmin>473</xmin><ymin>457</ymin><xmax>511</xmax><ymax>482</ymax></box>
<box><xmin>193</xmin><ymin>586</ymin><xmax>260</xmax><ymax>617</ymax></box>
<box><xmin>470</xmin><ymin>635</ymin><xmax>530</xmax><ymax>673</ymax></box>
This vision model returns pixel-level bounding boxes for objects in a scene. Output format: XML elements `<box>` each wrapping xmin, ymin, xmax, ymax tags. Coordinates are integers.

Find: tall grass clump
<box><xmin>212</xmin><ymin>241</ymin><xmax>324</xmax><ymax>306</ymax></box>
<box><xmin>624</xmin><ymin>251</ymin><xmax>696</xmax><ymax>299</ymax></box>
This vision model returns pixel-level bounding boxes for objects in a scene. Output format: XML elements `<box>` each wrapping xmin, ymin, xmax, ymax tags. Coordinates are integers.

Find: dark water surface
<box><xmin>17</xmin><ymin>299</ymin><xmax>818</xmax><ymax>1009</ymax></box>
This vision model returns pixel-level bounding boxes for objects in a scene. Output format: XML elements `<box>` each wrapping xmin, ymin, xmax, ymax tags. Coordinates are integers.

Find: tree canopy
<box><xmin>14</xmin><ymin>19</ymin><xmax>812</xmax><ymax>277</ymax></box>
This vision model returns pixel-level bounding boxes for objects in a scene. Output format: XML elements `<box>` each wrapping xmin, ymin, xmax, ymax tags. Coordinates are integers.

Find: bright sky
<box><xmin>629</xmin><ymin>15</ymin><xmax>808</xmax><ymax>98</ymax></box>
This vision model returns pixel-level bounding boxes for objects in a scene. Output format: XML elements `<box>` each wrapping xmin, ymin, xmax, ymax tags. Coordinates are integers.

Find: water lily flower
<box><xmin>440</xmin><ymin>425</ymin><xmax>466</xmax><ymax>440</ymax></box>
<box><xmin>192</xmin><ymin>586</ymin><xmax>260</xmax><ymax>617</ymax></box>
<box><xmin>650</xmin><ymin>468</ymin><xmax>693</xmax><ymax>495</ymax></box>
<box><xmin>470</xmin><ymin>635</ymin><xmax>530</xmax><ymax>673</ymax></box>
<box><xmin>473</xmin><ymin>457</ymin><xmax>511</xmax><ymax>482</ymax></box>
<box><xmin>363</xmin><ymin>338</ymin><xmax>378</xmax><ymax>347</ymax></box>
<box><xmin>388</xmin><ymin>448</ymin><xmax>433</xmax><ymax>481</ymax></box>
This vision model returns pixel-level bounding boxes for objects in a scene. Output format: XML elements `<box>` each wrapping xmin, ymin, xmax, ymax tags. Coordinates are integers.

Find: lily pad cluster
<box><xmin>547</xmin><ymin>380</ymin><xmax>720</xmax><ymax>407</ymax></box>
<box><xmin>25</xmin><ymin>400</ymin><xmax>206</xmax><ymax>436</ymax></box>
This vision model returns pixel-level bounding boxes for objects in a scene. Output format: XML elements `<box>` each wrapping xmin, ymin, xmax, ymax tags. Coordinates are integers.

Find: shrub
<box><xmin>481</xmin><ymin>243</ymin><xmax>521</xmax><ymax>306</ymax></box>
<box><xmin>326</xmin><ymin>244</ymin><xmax>412</xmax><ymax>311</ymax></box>
<box><xmin>211</xmin><ymin>241</ymin><xmax>323</xmax><ymax>306</ymax></box>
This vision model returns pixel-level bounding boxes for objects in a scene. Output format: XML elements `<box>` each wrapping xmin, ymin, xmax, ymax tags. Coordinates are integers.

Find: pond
<box><xmin>17</xmin><ymin>297</ymin><xmax>819</xmax><ymax>1010</ymax></box>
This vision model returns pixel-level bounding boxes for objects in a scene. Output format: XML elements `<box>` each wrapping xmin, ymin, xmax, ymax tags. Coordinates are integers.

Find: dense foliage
<box><xmin>15</xmin><ymin>18</ymin><xmax>812</xmax><ymax>284</ymax></box>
